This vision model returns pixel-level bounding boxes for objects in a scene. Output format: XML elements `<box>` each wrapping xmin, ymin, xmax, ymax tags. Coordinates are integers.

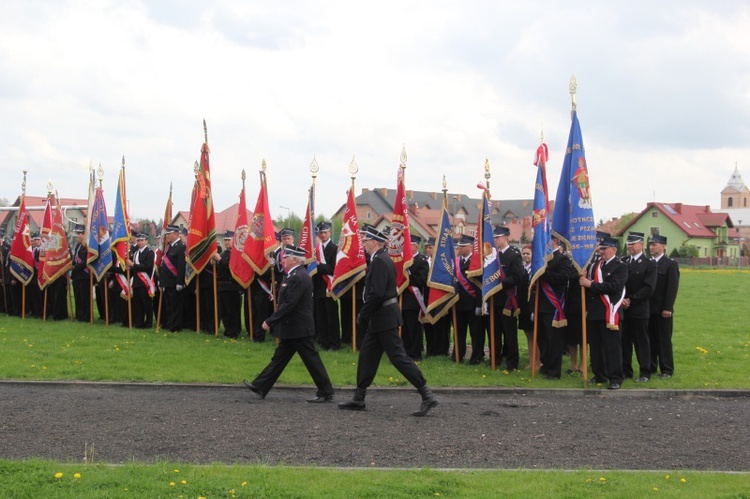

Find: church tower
<box><xmin>721</xmin><ymin>164</ymin><xmax>750</xmax><ymax>209</ymax></box>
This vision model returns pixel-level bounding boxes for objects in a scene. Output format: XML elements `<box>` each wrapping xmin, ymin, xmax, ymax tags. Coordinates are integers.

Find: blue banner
<box><xmin>530</xmin><ymin>143</ymin><xmax>554</xmax><ymax>293</ymax></box>
<box><xmin>552</xmin><ymin>110</ymin><xmax>597</xmax><ymax>271</ymax></box>
<box><xmin>480</xmin><ymin>190</ymin><xmax>503</xmax><ymax>305</ymax></box>
<box><xmin>87</xmin><ymin>187</ymin><xmax>113</xmax><ymax>282</ymax></box>
<box><xmin>423</xmin><ymin>201</ymin><xmax>458</xmax><ymax>323</ymax></box>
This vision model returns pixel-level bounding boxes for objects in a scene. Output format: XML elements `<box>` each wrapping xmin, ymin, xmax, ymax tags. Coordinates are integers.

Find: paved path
<box><xmin>1</xmin><ymin>382</ymin><xmax>748</xmax><ymax>471</ymax></box>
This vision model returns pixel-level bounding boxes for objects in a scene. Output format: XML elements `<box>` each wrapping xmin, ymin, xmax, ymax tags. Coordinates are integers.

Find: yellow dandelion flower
<box><xmin>74</xmin><ymin>473</ymin><xmax>81</xmax><ymax>479</ymax></box>
<box><xmin>181</xmin><ymin>479</ymin><xmax>187</xmax><ymax>484</ymax></box>
<box><xmin>482</xmin><ymin>374</ymin><xmax>486</xmax><ymax>379</ymax></box>
<box><xmin>586</xmin><ymin>478</ymin><xmax>592</xmax><ymax>483</ymax></box>
<box><xmin>54</xmin><ymin>472</ymin><xmax>63</xmax><ymax>479</ymax></box>
<box><xmin>665</xmin><ymin>475</ymin><xmax>670</xmax><ymax>480</ymax></box>
<box><xmin>680</xmin><ymin>478</ymin><xmax>686</xmax><ymax>483</ymax></box>
<box><xmin>169</xmin><ymin>482</ymin><xmax>175</xmax><ymax>486</ymax></box>
<box><xmin>653</xmin><ymin>487</ymin><xmax>658</xmax><ymax>491</ymax></box>
<box><xmin>503</xmin><ymin>370</ymin><xmax>509</xmax><ymax>375</ymax></box>
<box><xmin>599</xmin><ymin>477</ymin><xmax>606</xmax><ymax>482</ymax></box>
<box><xmin>241</xmin><ymin>481</ymin><xmax>247</xmax><ymax>486</ymax></box>
<box><xmin>174</xmin><ymin>469</ymin><xmax>179</xmax><ymax>473</ymax></box>
<box><xmin>42</xmin><ymin>366</ymin><xmax>47</xmax><ymax>370</ymax></box>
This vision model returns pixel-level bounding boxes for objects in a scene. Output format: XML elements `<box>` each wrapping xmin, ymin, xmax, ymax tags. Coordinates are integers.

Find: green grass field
<box><xmin>1</xmin><ymin>269</ymin><xmax>749</xmax><ymax>497</ymax></box>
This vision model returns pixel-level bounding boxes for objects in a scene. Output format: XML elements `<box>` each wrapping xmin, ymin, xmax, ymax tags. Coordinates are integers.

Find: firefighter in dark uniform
<box><xmin>339</xmin><ymin>225</ymin><xmax>438</xmax><ymax>417</ymax></box>
<box><xmin>70</xmin><ymin>224</ymin><xmax>91</xmax><ymax>321</ymax></box>
<box><xmin>313</xmin><ymin>221</ymin><xmax>340</xmax><ymax>350</ymax></box>
<box><xmin>159</xmin><ymin>224</ymin><xmax>186</xmax><ymax>332</ymax></box>
<box><xmin>243</xmin><ymin>244</ymin><xmax>334</xmax><ymax>401</ymax></box>
<box><xmin>580</xmin><ymin>236</ymin><xmax>628</xmax><ymax>389</ymax></box>
<box><xmin>402</xmin><ymin>234</ymin><xmax>429</xmax><ymax>360</ymax></box>
<box><xmin>647</xmin><ymin>234</ymin><xmax>680</xmax><ymax>378</ymax></box>
<box><xmin>621</xmin><ymin>231</ymin><xmax>657</xmax><ymax>382</ymax></box>
<box><xmin>215</xmin><ymin>231</ymin><xmax>242</xmax><ymax>338</ymax></box>
<box><xmin>452</xmin><ymin>234</ymin><xmax>482</xmax><ymax>363</ymax></box>
<box><xmin>491</xmin><ymin>225</ymin><xmax>524</xmax><ymax>371</ymax></box>
<box><xmin>127</xmin><ymin>233</ymin><xmax>155</xmax><ymax>328</ymax></box>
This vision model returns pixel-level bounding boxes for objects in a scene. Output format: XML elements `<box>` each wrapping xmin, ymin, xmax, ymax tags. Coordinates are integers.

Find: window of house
<box><xmin>366</xmin><ymin>211</ymin><xmax>371</xmax><ymax>219</ymax></box>
<box><xmin>728</xmin><ymin>197</ymin><xmax>734</xmax><ymax>207</ymax></box>
<box><xmin>651</xmin><ymin>211</ymin><xmax>658</xmax><ymax>218</ymax></box>
<box><xmin>650</xmin><ymin>227</ymin><xmax>660</xmax><ymax>236</ymax></box>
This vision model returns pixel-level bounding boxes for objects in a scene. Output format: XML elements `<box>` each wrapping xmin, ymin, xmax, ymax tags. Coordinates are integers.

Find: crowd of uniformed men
<box><xmin>0</xmin><ymin>220</ymin><xmax>679</xmax><ymax>387</ymax></box>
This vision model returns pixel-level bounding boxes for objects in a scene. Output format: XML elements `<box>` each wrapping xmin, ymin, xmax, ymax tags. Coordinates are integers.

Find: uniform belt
<box><xmin>382</xmin><ymin>297</ymin><xmax>398</xmax><ymax>307</ymax></box>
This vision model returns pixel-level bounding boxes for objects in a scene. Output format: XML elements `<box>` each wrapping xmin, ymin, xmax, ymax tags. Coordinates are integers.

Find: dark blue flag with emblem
<box><xmin>480</xmin><ymin>189</ymin><xmax>503</xmax><ymax>306</ymax></box>
<box><xmin>552</xmin><ymin>110</ymin><xmax>597</xmax><ymax>271</ymax></box>
<box><xmin>423</xmin><ymin>192</ymin><xmax>458</xmax><ymax>323</ymax></box>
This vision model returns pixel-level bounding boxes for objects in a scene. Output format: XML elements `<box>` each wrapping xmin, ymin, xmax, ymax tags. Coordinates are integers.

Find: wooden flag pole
<box><xmin>155</xmin><ymin>286</ymin><xmax>164</xmax><ymax>332</ymax></box>
<box><xmin>531</xmin><ymin>282</ymin><xmax>540</xmax><ymax>378</ymax></box>
<box><xmin>489</xmin><ymin>297</ymin><xmax>496</xmax><ymax>370</ymax></box>
<box><xmin>43</xmin><ymin>289</ymin><xmax>48</xmax><ymax>321</ymax></box>
<box><xmin>195</xmin><ymin>280</ymin><xmax>201</xmax><ymax>333</ymax></box>
<box><xmin>351</xmin><ymin>287</ymin><xmax>357</xmax><ymax>352</ymax></box>
<box><xmin>89</xmin><ymin>274</ymin><xmax>94</xmax><ymax>324</ymax></box>
<box><xmin>247</xmin><ymin>290</ymin><xmax>254</xmax><ymax>339</ymax></box>
<box><xmin>126</xmin><ymin>268</ymin><xmax>133</xmax><ymax>329</ymax></box>
<box><xmin>66</xmin><ymin>275</ymin><xmax>74</xmax><ymax>321</ymax></box>
<box><xmin>580</xmin><ymin>285</ymin><xmax>589</xmax><ymax>383</ymax></box>
<box><xmin>212</xmin><ymin>263</ymin><xmax>219</xmax><ymax>336</ymax></box>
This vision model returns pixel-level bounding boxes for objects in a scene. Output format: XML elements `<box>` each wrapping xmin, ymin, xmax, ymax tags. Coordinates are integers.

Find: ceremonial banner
<box><xmin>552</xmin><ymin>110</ymin><xmax>597</xmax><ymax>271</ymax></box>
<box><xmin>467</xmin><ymin>196</ymin><xmax>484</xmax><ymax>280</ymax></box>
<box><xmin>329</xmin><ymin>189</ymin><xmax>366</xmax><ymax>300</ymax></box>
<box><xmin>87</xmin><ymin>186</ymin><xmax>113</xmax><ymax>282</ymax></box>
<box><xmin>37</xmin><ymin>194</ymin><xmax>53</xmax><ymax>288</ymax></box>
<box><xmin>229</xmin><ymin>182</ymin><xmax>254</xmax><ymax>288</ymax></box>
<box><xmin>479</xmin><ymin>189</ymin><xmax>503</xmax><ymax>305</ymax></box>
<box><xmin>243</xmin><ymin>171</ymin><xmax>277</xmax><ymax>274</ymax></box>
<box><xmin>9</xmin><ymin>195</ymin><xmax>35</xmax><ymax>285</ymax></box>
<box><xmin>529</xmin><ymin>142</ymin><xmax>554</xmax><ymax>294</ymax></box>
<box><xmin>186</xmin><ymin>139</ymin><xmax>218</xmax><ymax>282</ymax></box>
<box><xmin>300</xmin><ymin>184</ymin><xmax>318</xmax><ymax>277</ymax></box>
<box><xmin>111</xmin><ymin>167</ymin><xmax>131</xmax><ymax>270</ymax></box>
<box><xmin>155</xmin><ymin>185</ymin><xmax>173</xmax><ymax>271</ymax></box>
<box><xmin>388</xmin><ymin>167</ymin><xmax>413</xmax><ymax>295</ymax></box>
<box><xmin>40</xmin><ymin>195</ymin><xmax>72</xmax><ymax>288</ymax></box>
<box><xmin>423</xmin><ymin>198</ymin><xmax>458</xmax><ymax>323</ymax></box>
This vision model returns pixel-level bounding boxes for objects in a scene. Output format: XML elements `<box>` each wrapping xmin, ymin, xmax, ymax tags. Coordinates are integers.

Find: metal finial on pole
<box><xmin>169</xmin><ymin>181</ymin><xmax>173</xmax><ymax>195</ymax></box>
<box><xmin>348</xmin><ymin>156</ymin><xmax>358</xmax><ymax>189</ymax></box>
<box><xmin>193</xmin><ymin>160</ymin><xmax>200</xmax><ymax>177</ymax></box>
<box><xmin>442</xmin><ymin>174</ymin><xmax>447</xmax><ymax>194</ymax></box>
<box><xmin>261</xmin><ymin>159</ymin><xmax>267</xmax><ymax>173</ymax></box>
<box><xmin>97</xmin><ymin>163</ymin><xmax>104</xmax><ymax>188</ymax></box>
<box><xmin>310</xmin><ymin>156</ymin><xmax>319</xmax><ymax>185</ymax></box>
<box><xmin>46</xmin><ymin>178</ymin><xmax>54</xmax><ymax>195</ymax></box>
<box><xmin>22</xmin><ymin>170</ymin><xmax>28</xmax><ymax>195</ymax></box>
<box><xmin>484</xmin><ymin>158</ymin><xmax>491</xmax><ymax>191</ymax></box>
<box><xmin>203</xmin><ymin>119</ymin><xmax>208</xmax><ymax>144</ymax></box>
<box><xmin>569</xmin><ymin>74</ymin><xmax>577</xmax><ymax>112</ymax></box>
<box><xmin>400</xmin><ymin>144</ymin><xmax>407</xmax><ymax>170</ymax></box>
<box><xmin>121</xmin><ymin>155</ymin><xmax>125</xmax><ymax>170</ymax></box>
<box><xmin>541</xmin><ymin>124</ymin><xmax>545</xmax><ymax>144</ymax></box>
<box><xmin>241</xmin><ymin>169</ymin><xmax>246</xmax><ymax>188</ymax></box>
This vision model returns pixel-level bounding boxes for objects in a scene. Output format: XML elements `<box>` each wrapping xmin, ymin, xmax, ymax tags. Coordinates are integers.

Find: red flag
<box><xmin>37</xmin><ymin>194</ymin><xmax>54</xmax><ymax>288</ymax></box>
<box><xmin>230</xmin><ymin>181</ymin><xmax>254</xmax><ymax>288</ymax></box>
<box><xmin>41</xmin><ymin>194</ymin><xmax>72</xmax><ymax>288</ymax></box>
<box><xmin>10</xmin><ymin>195</ymin><xmax>35</xmax><ymax>285</ymax></box>
<box><xmin>330</xmin><ymin>189</ymin><xmax>366</xmax><ymax>300</ymax></box>
<box><xmin>186</xmin><ymin>140</ymin><xmax>217</xmax><ymax>282</ymax></box>
<box><xmin>243</xmin><ymin>171</ymin><xmax>277</xmax><ymax>274</ymax></box>
<box><xmin>300</xmin><ymin>184</ymin><xmax>318</xmax><ymax>277</ymax></box>
<box><xmin>388</xmin><ymin>167</ymin><xmax>414</xmax><ymax>295</ymax></box>
<box><xmin>467</xmin><ymin>187</ymin><xmax>485</xmax><ymax>280</ymax></box>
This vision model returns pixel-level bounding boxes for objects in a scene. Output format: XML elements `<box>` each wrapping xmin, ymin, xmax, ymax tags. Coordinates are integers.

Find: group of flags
<box><xmin>7</xmin><ymin>105</ymin><xmax>598</xmax><ymax>334</ymax></box>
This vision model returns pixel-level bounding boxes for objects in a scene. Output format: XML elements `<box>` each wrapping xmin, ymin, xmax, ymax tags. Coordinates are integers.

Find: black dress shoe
<box><xmin>607</xmin><ymin>383</ymin><xmax>621</xmax><ymax>390</ymax></box>
<box><xmin>660</xmin><ymin>373</ymin><xmax>672</xmax><ymax>379</ymax></box>
<box><xmin>307</xmin><ymin>395</ymin><xmax>334</xmax><ymax>403</ymax></box>
<box><xmin>338</xmin><ymin>399</ymin><xmax>366</xmax><ymax>410</ymax></box>
<box><xmin>242</xmin><ymin>379</ymin><xmax>265</xmax><ymax>399</ymax></box>
<box><xmin>634</xmin><ymin>376</ymin><xmax>649</xmax><ymax>383</ymax></box>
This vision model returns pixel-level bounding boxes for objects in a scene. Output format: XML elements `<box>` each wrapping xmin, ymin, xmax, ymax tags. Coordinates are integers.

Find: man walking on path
<box><xmin>338</xmin><ymin>225</ymin><xmax>438</xmax><ymax>417</ymax></box>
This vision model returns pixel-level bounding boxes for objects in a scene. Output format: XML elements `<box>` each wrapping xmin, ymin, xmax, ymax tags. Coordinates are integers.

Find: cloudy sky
<box><xmin>2</xmin><ymin>1</ymin><xmax>749</xmax><ymax>225</ymax></box>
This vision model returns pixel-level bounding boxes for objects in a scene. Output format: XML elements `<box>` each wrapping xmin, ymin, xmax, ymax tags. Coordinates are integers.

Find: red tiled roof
<box><xmin>618</xmin><ymin>202</ymin><xmax>725</xmax><ymax>238</ymax></box>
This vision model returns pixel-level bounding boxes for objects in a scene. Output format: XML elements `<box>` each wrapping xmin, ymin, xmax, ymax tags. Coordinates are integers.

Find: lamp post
<box><xmin>279</xmin><ymin>205</ymin><xmax>291</xmax><ymax>221</ymax></box>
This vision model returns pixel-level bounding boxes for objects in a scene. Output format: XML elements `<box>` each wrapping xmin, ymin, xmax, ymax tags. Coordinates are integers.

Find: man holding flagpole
<box><xmin>313</xmin><ymin>221</ymin><xmax>340</xmax><ymax>350</ymax></box>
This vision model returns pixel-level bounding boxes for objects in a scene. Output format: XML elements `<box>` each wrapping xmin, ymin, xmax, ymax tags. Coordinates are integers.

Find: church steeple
<box><xmin>726</xmin><ymin>163</ymin><xmax>746</xmax><ymax>192</ymax></box>
<box><xmin>721</xmin><ymin>163</ymin><xmax>750</xmax><ymax>209</ymax></box>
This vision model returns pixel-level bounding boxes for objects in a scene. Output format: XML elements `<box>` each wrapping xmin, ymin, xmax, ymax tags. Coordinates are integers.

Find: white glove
<box><xmin>176</xmin><ymin>284</ymin><xmax>184</xmax><ymax>292</ymax></box>
<box><xmin>474</xmin><ymin>307</ymin><xmax>482</xmax><ymax>316</ymax></box>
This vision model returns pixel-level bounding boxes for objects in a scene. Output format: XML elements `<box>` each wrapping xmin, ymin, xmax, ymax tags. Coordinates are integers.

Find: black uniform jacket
<box><xmin>358</xmin><ymin>246</ymin><xmax>402</xmax><ymax>333</ymax></box>
<box><xmin>402</xmin><ymin>252</ymin><xmax>428</xmax><ymax>311</ymax></box>
<box><xmin>130</xmin><ymin>246</ymin><xmax>155</xmax><ymax>289</ymax></box>
<box><xmin>312</xmin><ymin>239</ymin><xmax>337</xmax><ymax>299</ymax></box>
<box><xmin>585</xmin><ymin>256</ymin><xmax>627</xmax><ymax>321</ymax></box>
<box><xmin>493</xmin><ymin>246</ymin><xmax>524</xmax><ymax>308</ymax></box>
<box><xmin>265</xmin><ymin>264</ymin><xmax>315</xmax><ymax>340</ymax></box>
<box><xmin>159</xmin><ymin>239</ymin><xmax>186</xmax><ymax>288</ymax></box>
<box><xmin>71</xmin><ymin>242</ymin><xmax>89</xmax><ymax>281</ymax></box>
<box><xmin>649</xmin><ymin>256</ymin><xmax>679</xmax><ymax>314</ymax></box>
<box><xmin>535</xmin><ymin>249</ymin><xmax>574</xmax><ymax>314</ymax></box>
<box><xmin>622</xmin><ymin>253</ymin><xmax>656</xmax><ymax>319</ymax></box>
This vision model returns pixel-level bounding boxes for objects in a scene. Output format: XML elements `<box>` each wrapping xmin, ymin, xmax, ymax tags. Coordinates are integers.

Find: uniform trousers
<box><xmin>452</xmin><ymin>309</ymin><xmax>482</xmax><ymax>363</ymax></box>
<box><xmin>162</xmin><ymin>287</ymin><xmax>184</xmax><ymax>332</ymax></box>
<box><xmin>588</xmin><ymin>320</ymin><xmax>623</xmax><ymax>384</ymax></box>
<box><xmin>425</xmin><ymin>315</ymin><xmax>451</xmax><ymax>357</ymax></box>
<box><xmin>131</xmin><ymin>286</ymin><xmax>153</xmax><ymax>328</ymax></box>
<box><xmin>72</xmin><ymin>279</ymin><xmax>91</xmax><ymax>322</ymax></box>
<box><xmin>538</xmin><ymin>313</ymin><xmax>564</xmax><ymax>378</ymax></box>
<box><xmin>401</xmin><ymin>309</ymin><xmax>424</xmax><ymax>360</ymax></box>
<box><xmin>621</xmin><ymin>318</ymin><xmax>651</xmax><ymax>378</ymax></box>
<box><xmin>494</xmin><ymin>312</ymin><xmax>519</xmax><ymax>370</ymax></box>
<box><xmin>649</xmin><ymin>314</ymin><xmax>674</xmax><ymax>376</ymax></box>
<box><xmin>356</xmin><ymin>328</ymin><xmax>426</xmax><ymax>390</ymax></box>
<box><xmin>219</xmin><ymin>289</ymin><xmax>241</xmax><ymax>338</ymax></box>
<box><xmin>252</xmin><ymin>336</ymin><xmax>334</xmax><ymax>397</ymax></box>
<box><xmin>314</xmin><ymin>297</ymin><xmax>341</xmax><ymax>349</ymax></box>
